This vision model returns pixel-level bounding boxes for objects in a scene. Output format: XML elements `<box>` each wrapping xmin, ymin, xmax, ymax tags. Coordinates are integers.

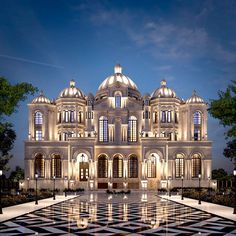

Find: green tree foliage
<box><xmin>208</xmin><ymin>81</ymin><xmax>236</xmax><ymax>138</ymax></box>
<box><xmin>0</xmin><ymin>77</ymin><xmax>37</xmax><ymax>121</ymax></box>
<box><xmin>0</xmin><ymin>77</ymin><xmax>37</xmax><ymax>170</ymax></box>
<box><xmin>9</xmin><ymin>166</ymin><xmax>24</xmax><ymax>182</ymax></box>
<box><xmin>223</xmin><ymin>139</ymin><xmax>236</xmax><ymax>167</ymax></box>
<box><xmin>208</xmin><ymin>81</ymin><xmax>236</xmax><ymax>167</ymax></box>
<box><xmin>212</xmin><ymin>168</ymin><xmax>229</xmax><ymax>180</ymax></box>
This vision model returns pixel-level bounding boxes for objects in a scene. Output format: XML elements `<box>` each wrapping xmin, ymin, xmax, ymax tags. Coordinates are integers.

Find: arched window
<box><xmin>128</xmin><ymin>155</ymin><xmax>138</xmax><ymax>178</ymax></box>
<box><xmin>161</xmin><ymin>111</ymin><xmax>172</xmax><ymax>123</ymax></box>
<box><xmin>193</xmin><ymin>111</ymin><xmax>202</xmax><ymax>141</ymax></box>
<box><xmin>147</xmin><ymin>154</ymin><xmax>156</xmax><ymax>178</ymax></box>
<box><xmin>175</xmin><ymin>154</ymin><xmax>184</xmax><ymax>178</ymax></box>
<box><xmin>99</xmin><ymin>116</ymin><xmax>108</xmax><ymax>142</ymax></box>
<box><xmin>51</xmin><ymin>154</ymin><xmax>61</xmax><ymax>178</ymax></box>
<box><xmin>34</xmin><ymin>111</ymin><xmax>43</xmax><ymax>141</ymax></box>
<box><xmin>192</xmin><ymin>153</ymin><xmax>201</xmax><ymax>178</ymax></box>
<box><xmin>113</xmin><ymin>155</ymin><xmax>123</xmax><ymax>178</ymax></box>
<box><xmin>193</xmin><ymin>111</ymin><xmax>202</xmax><ymax>125</ymax></box>
<box><xmin>34</xmin><ymin>111</ymin><xmax>43</xmax><ymax>125</ymax></box>
<box><xmin>98</xmin><ymin>155</ymin><xmax>108</xmax><ymax>178</ymax></box>
<box><xmin>128</xmin><ymin>116</ymin><xmax>137</xmax><ymax>142</ymax></box>
<box><xmin>34</xmin><ymin>153</ymin><xmax>45</xmax><ymax>178</ymax></box>
<box><xmin>115</xmin><ymin>92</ymin><xmax>121</xmax><ymax>108</ymax></box>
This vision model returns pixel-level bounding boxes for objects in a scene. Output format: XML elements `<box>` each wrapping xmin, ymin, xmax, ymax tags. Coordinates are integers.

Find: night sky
<box><xmin>0</xmin><ymin>0</ymin><xmax>235</xmax><ymax>173</ymax></box>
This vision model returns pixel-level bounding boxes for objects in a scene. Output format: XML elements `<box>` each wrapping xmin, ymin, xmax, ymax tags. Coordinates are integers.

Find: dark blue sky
<box><xmin>0</xmin><ymin>0</ymin><xmax>235</xmax><ymax>173</ymax></box>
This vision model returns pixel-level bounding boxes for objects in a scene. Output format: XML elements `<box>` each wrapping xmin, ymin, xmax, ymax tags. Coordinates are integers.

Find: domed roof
<box><xmin>32</xmin><ymin>91</ymin><xmax>51</xmax><ymax>104</ymax></box>
<box><xmin>59</xmin><ymin>80</ymin><xmax>85</xmax><ymax>99</ymax></box>
<box><xmin>186</xmin><ymin>90</ymin><xmax>205</xmax><ymax>104</ymax></box>
<box><xmin>151</xmin><ymin>80</ymin><xmax>176</xmax><ymax>98</ymax></box>
<box><xmin>98</xmin><ymin>64</ymin><xmax>138</xmax><ymax>91</ymax></box>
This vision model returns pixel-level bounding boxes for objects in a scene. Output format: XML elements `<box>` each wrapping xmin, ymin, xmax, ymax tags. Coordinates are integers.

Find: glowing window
<box><xmin>128</xmin><ymin>116</ymin><xmax>137</xmax><ymax>142</ymax></box>
<box><xmin>128</xmin><ymin>155</ymin><xmax>138</xmax><ymax>178</ymax></box>
<box><xmin>35</xmin><ymin>130</ymin><xmax>43</xmax><ymax>141</ymax></box>
<box><xmin>99</xmin><ymin>116</ymin><xmax>108</xmax><ymax>142</ymax></box>
<box><xmin>192</xmin><ymin>154</ymin><xmax>201</xmax><ymax>178</ymax></box>
<box><xmin>34</xmin><ymin>111</ymin><xmax>43</xmax><ymax>125</ymax></box>
<box><xmin>51</xmin><ymin>154</ymin><xmax>61</xmax><ymax>178</ymax></box>
<box><xmin>34</xmin><ymin>153</ymin><xmax>45</xmax><ymax>178</ymax></box>
<box><xmin>113</xmin><ymin>155</ymin><xmax>123</xmax><ymax>178</ymax></box>
<box><xmin>98</xmin><ymin>155</ymin><xmax>108</xmax><ymax>178</ymax></box>
<box><xmin>175</xmin><ymin>154</ymin><xmax>184</xmax><ymax>178</ymax></box>
<box><xmin>193</xmin><ymin>111</ymin><xmax>201</xmax><ymax>125</ymax></box>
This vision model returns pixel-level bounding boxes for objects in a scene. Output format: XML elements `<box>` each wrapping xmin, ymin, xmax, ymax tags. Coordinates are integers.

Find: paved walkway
<box><xmin>0</xmin><ymin>194</ymin><xmax>77</xmax><ymax>222</ymax></box>
<box><xmin>160</xmin><ymin>194</ymin><xmax>236</xmax><ymax>221</ymax></box>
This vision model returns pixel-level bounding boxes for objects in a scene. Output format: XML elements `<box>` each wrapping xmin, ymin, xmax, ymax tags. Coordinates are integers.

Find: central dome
<box><xmin>98</xmin><ymin>64</ymin><xmax>138</xmax><ymax>91</ymax></box>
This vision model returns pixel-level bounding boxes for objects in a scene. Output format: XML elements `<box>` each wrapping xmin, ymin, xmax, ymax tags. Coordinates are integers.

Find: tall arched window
<box><xmin>99</xmin><ymin>116</ymin><xmax>108</xmax><ymax>142</ymax></box>
<box><xmin>192</xmin><ymin>153</ymin><xmax>201</xmax><ymax>178</ymax></box>
<box><xmin>115</xmin><ymin>92</ymin><xmax>121</xmax><ymax>108</ymax></box>
<box><xmin>147</xmin><ymin>154</ymin><xmax>156</xmax><ymax>178</ymax></box>
<box><xmin>175</xmin><ymin>154</ymin><xmax>184</xmax><ymax>178</ymax></box>
<box><xmin>35</xmin><ymin>111</ymin><xmax>43</xmax><ymax>125</ymax></box>
<box><xmin>34</xmin><ymin>153</ymin><xmax>45</xmax><ymax>178</ymax></box>
<box><xmin>34</xmin><ymin>111</ymin><xmax>43</xmax><ymax>141</ymax></box>
<box><xmin>51</xmin><ymin>154</ymin><xmax>61</xmax><ymax>178</ymax></box>
<box><xmin>98</xmin><ymin>155</ymin><xmax>108</xmax><ymax>178</ymax></box>
<box><xmin>128</xmin><ymin>116</ymin><xmax>137</xmax><ymax>142</ymax></box>
<box><xmin>128</xmin><ymin>155</ymin><xmax>138</xmax><ymax>178</ymax></box>
<box><xmin>113</xmin><ymin>155</ymin><xmax>123</xmax><ymax>178</ymax></box>
<box><xmin>193</xmin><ymin>111</ymin><xmax>202</xmax><ymax>141</ymax></box>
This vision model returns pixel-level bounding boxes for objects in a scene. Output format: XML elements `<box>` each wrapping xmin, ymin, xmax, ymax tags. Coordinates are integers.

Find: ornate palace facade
<box><xmin>24</xmin><ymin>64</ymin><xmax>212</xmax><ymax>190</ymax></box>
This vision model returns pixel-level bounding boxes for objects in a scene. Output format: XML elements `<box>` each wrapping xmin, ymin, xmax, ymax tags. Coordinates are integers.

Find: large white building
<box><xmin>24</xmin><ymin>64</ymin><xmax>212</xmax><ymax>190</ymax></box>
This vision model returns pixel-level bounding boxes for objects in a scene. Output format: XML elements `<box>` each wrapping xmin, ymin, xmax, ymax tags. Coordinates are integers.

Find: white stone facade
<box><xmin>24</xmin><ymin>64</ymin><xmax>212</xmax><ymax>190</ymax></box>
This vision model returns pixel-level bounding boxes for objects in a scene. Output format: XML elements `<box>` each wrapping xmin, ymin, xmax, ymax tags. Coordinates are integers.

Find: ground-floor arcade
<box><xmin>23</xmin><ymin>139</ymin><xmax>213</xmax><ymax>191</ymax></box>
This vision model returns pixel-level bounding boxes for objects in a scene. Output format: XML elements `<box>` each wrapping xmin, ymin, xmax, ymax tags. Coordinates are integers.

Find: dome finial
<box><xmin>160</xmin><ymin>79</ymin><xmax>167</xmax><ymax>87</ymax></box>
<box><xmin>39</xmin><ymin>90</ymin><xmax>44</xmax><ymax>96</ymax></box>
<box><xmin>70</xmin><ymin>80</ymin><xmax>75</xmax><ymax>87</ymax></box>
<box><xmin>114</xmin><ymin>64</ymin><xmax>122</xmax><ymax>74</ymax></box>
<box><xmin>193</xmin><ymin>89</ymin><xmax>196</xmax><ymax>96</ymax></box>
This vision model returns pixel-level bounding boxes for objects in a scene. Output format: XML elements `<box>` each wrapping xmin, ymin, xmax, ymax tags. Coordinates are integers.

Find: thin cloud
<box><xmin>0</xmin><ymin>54</ymin><xmax>64</xmax><ymax>69</ymax></box>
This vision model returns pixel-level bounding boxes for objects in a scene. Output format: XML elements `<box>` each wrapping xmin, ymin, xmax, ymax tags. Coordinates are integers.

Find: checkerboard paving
<box><xmin>0</xmin><ymin>192</ymin><xmax>236</xmax><ymax>235</ymax></box>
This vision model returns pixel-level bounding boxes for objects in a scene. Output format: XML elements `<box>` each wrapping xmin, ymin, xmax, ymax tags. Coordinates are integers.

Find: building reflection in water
<box><xmin>108</xmin><ymin>203</ymin><xmax>113</xmax><ymax>221</ymax></box>
<box><xmin>66</xmin><ymin>193</ymin><xmax>178</xmax><ymax>231</ymax></box>
<box><xmin>123</xmin><ymin>203</ymin><xmax>128</xmax><ymax>221</ymax></box>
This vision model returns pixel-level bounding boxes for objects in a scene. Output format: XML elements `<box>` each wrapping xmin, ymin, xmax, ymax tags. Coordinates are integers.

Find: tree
<box><xmin>0</xmin><ymin>77</ymin><xmax>37</xmax><ymax>170</ymax></box>
<box><xmin>208</xmin><ymin>81</ymin><xmax>236</xmax><ymax>167</ymax></box>
<box><xmin>223</xmin><ymin>140</ymin><xmax>236</xmax><ymax>167</ymax></box>
<box><xmin>9</xmin><ymin>166</ymin><xmax>24</xmax><ymax>182</ymax></box>
<box><xmin>212</xmin><ymin>168</ymin><xmax>229</xmax><ymax>180</ymax></box>
<box><xmin>208</xmin><ymin>81</ymin><xmax>236</xmax><ymax>138</ymax></box>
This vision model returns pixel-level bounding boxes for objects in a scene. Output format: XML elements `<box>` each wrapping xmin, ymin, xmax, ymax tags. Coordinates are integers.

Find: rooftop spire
<box><xmin>160</xmin><ymin>79</ymin><xmax>167</xmax><ymax>87</ymax></box>
<box><xmin>70</xmin><ymin>80</ymin><xmax>75</xmax><ymax>87</ymax></box>
<box><xmin>114</xmin><ymin>64</ymin><xmax>122</xmax><ymax>74</ymax></box>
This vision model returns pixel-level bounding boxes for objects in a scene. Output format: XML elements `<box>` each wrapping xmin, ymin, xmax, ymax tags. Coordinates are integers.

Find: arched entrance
<box><xmin>77</xmin><ymin>153</ymin><xmax>89</xmax><ymax>181</ymax></box>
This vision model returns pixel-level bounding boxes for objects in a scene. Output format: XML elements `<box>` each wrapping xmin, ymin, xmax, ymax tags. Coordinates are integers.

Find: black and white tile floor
<box><xmin>0</xmin><ymin>192</ymin><xmax>235</xmax><ymax>235</ymax></box>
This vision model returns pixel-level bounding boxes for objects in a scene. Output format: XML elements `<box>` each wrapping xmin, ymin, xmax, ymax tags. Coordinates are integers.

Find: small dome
<box><xmin>151</xmin><ymin>80</ymin><xmax>176</xmax><ymax>98</ymax></box>
<box><xmin>186</xmin><ymin>90</ymin><xmax>205</xmax><ymax>104</ymax></box>
<box><xmin>32</xmin><ymin>91</ymin><xmax>51</xmax><ymax>104</ymax></box>
<box><xmin>59</xmin><ymin>80</ymin><xmax>85</xmax><ymax>99</ymax></box>
<box><xmin>97</xmin><ymin>64</ymin><xmax>138</xmax><ymax>91</ymax></box>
